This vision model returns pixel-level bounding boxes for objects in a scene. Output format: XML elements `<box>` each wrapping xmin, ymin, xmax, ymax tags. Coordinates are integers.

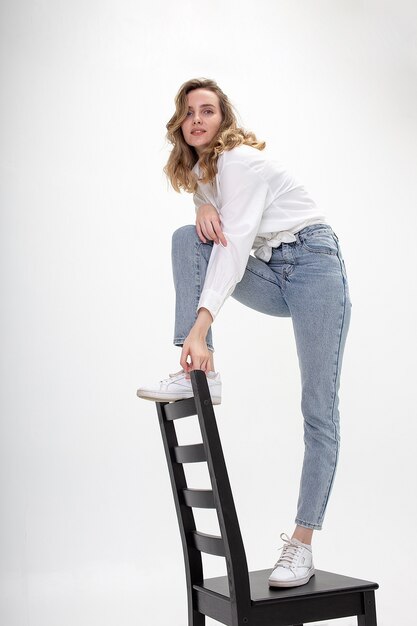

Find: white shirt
<box><xmin>192</xmin><ymin>143</ymin><xmax>326</xmax><ymax>320</ymax></box>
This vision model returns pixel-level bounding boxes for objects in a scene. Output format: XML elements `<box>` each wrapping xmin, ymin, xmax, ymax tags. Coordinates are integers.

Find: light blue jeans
<box><xmin>172</xmin><ymin>223</ymin><xmax>351</xmax><ymax>530</ymax></box>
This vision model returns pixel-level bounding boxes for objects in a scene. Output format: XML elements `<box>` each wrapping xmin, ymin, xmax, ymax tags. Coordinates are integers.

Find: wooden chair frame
<box><xmin>155</xmin><ymin>369</ymin><xmax>378</xmax><ymax>626</ymax></box>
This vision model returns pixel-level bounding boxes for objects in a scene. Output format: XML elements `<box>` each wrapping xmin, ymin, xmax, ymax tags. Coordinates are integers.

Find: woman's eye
<box><xmin>186</xmin><ymin>110</ymin><xmax>213</xmax><ymax>116</ymax></box>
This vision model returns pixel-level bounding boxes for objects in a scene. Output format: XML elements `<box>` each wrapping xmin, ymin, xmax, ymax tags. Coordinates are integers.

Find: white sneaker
<box><xmin>136</xmin><ymin>369</ymin><xmax>222</xmax><ymax>404</ymax></box>
<box><xmin>268</xmin><ymin>533</ymin><xmax>315</xmax><ymax>588</ymax></box>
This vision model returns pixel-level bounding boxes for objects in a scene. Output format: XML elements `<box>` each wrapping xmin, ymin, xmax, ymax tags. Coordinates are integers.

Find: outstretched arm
<box><xmin>180</xmin><ymin>307</ymin><xmax>213</xmax><ymax>375</ymax></box>
<box><xmin>181</xmin><ymin>158</ymin><xmax>270</xmax><ymax>373</ymax></box>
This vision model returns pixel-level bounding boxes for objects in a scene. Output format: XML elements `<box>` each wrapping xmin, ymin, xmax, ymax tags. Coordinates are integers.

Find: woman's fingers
<box><xmin>200</xmin><ymin>218</ymin><xmax>226</xmax><ymax>246</ymax></box>
<box><xmin>201</xmin><ymin>220</ymin><xmax>218</xmax><ymax>243</ymax></box>
<box><xmin>180</xmin><ymin>346</ymin><xmax>191</xmax><ymax>373</ymax></box>
<box><xmin>180</xmin><ymin>336</ymin><xmax>211</xmax><ymax>376</ymax></box>
<box><xmin>196</xmin><ymin>221</ymin><xmax>207</xmax><ymax>243</ymax></box>
<box><xmin>212</xmin><ymin>221</ymin><xmax>227</xmax><ymax>246</ymax></box>
<box><xmin>196</xmin><ymin>204</ymin><xmax>226</xmax><ymax>246</ymax></box>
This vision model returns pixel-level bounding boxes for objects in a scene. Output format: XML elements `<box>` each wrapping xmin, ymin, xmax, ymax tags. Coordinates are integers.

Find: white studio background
<box><xmin>1</xmin><ymin>1</ymin><xmax>416</xmax><ymax>625</ymax></box>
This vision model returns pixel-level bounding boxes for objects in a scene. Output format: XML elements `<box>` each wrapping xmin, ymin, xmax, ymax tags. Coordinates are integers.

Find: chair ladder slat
<box><xmin>189</xmin><ymin>530</ymin><xmax>225</xmax><ymax>556</ymax></box>
<box><xmin>181</xmin><ymin>488</ymin><xmax>215</xmax><ymax>508</ymax></box>
<box><xmin>164</xmin><ymin>397</ymin><xmax>197</xmax><ymax>420</ymax></box>
<box><xmin>173</xmin><ymin>443</ymin><xmax>206</xmax><ymax>463</ymax></box>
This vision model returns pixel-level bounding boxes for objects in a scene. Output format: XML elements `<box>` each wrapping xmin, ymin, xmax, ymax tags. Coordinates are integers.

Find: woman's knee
<box><xmin>172</xmin><ymin>224</ymin><xmax>198</xmax><ymax>249</ymax></box>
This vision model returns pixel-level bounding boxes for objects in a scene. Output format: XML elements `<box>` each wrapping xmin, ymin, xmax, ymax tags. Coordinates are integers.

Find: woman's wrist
<box><xmin>190</xmin><ymin>307</ymin><xmax>213</xmax><ymax>338</ymax></box>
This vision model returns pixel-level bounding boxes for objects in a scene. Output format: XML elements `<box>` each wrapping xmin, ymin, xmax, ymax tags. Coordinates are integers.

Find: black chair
<box><xmin>155</xmin><ymin>369</ymin><xmax>378</xmax><ymax>626</ymax></box>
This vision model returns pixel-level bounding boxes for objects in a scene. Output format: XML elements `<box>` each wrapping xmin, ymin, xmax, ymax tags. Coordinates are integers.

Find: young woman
<box><xmin>137</xmin><ymin>78</ymin><xmax>352</xmax><ymax>588</ymax></box>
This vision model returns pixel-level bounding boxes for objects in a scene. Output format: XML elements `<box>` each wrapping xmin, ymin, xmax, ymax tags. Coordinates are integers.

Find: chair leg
<box><xmin>357</xmin><ymin>591</ymin><xmax>377</xmax><ymax>626</ymax></box>
<box><xmin>190</xmin><ymin>609</ymin><xmax>205</xmax><ymax>626</ymax></box>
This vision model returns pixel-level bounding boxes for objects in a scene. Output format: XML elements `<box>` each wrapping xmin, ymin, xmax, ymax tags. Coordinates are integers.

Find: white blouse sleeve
<box><xmin>197</xmin><ymin>159</ymin><xmax>270</xmax><ymax>320</ymax></box>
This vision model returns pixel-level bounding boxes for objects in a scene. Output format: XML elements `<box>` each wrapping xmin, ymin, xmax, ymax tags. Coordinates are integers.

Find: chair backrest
<box><xmin>156</xmin><ymin>369</ymin><xmax>251</xmax><ymax>624</ymax></box>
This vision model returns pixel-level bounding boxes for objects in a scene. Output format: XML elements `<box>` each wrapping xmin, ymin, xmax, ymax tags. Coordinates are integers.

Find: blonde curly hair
<box><xmin>163</xmin><ymin>77</ymin><xmax>265</xmax><ymax>194</ymax></box>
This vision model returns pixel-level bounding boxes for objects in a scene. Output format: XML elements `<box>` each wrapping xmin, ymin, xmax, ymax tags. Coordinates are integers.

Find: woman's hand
<box><xmin>180</xmin><ymin>331</ymin><xmax>212</xmax><ymax>377</ymax></box>
<box><xmin>196</xmin><ymin>203</ymin><xmax>227</xmax><ymax>246</ymax></box>
<box><xmin>180</xmin><ymin>308</ymin><xmax>213</xmax><ymax>377</ymax></box>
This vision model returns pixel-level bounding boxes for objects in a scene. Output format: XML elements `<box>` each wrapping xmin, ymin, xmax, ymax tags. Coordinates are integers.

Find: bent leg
<box><xmin>172</xmin><ymin>225</ymin><xmax>215</xmax><ymax>351</ymax></box>
<box><xmin>231</xmin><ymin>255</ymin><xmax>290</xmax><ymax>317</ymax></box>
<box><xmin>172</xmin><ymin>225</ymin><xmax>290</xmax><ymax>353</ymax></box>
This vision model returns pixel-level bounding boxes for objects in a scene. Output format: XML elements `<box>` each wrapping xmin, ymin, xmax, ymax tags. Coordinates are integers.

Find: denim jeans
<box><xmin>171</xmin><ymin>223</ymin><xmax>351</xmax><ymax>530</ymax></box>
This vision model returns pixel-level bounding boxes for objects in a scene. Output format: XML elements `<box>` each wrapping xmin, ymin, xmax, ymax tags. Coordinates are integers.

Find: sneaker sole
<box><xmin>268</xmin><ymin>568</ymin><xmax>315</xmax><ymax>588</ymax></box>
<box><xmin>136</xmin><ymin>390</ymin><xmax>222</xmax><ymax>405</ymax></box>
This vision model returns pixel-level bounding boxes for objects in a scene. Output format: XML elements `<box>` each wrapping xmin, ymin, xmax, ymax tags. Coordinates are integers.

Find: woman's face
<box><xmin>181</xmin><ymin>88</ymin><xmax>223</xmax><ymax>156</ymax></box>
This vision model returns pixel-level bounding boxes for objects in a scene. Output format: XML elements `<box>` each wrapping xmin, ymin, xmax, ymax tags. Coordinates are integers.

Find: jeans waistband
<box><xmin>296</xmin><ymin>223</ymin><xmax>338</xmax><ymax>242</ymax></box>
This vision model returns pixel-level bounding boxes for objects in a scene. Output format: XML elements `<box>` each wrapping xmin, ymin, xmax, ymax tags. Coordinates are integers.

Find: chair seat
<box><xmin>193</xmin><ymin>569</ymin><xmax>378</xmax><ymax>626</ymax></box>
<box><xmin>196</xmin><ymin>569</ymin><xmax>378</xmax><ymax>602</ymax></box>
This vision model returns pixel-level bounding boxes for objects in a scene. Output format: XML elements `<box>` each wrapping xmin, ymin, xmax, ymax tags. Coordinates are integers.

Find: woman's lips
<box><xmin>191</xmin><ymin>130</ymin><xmax>206</xmax><ymax>135</ymax></box>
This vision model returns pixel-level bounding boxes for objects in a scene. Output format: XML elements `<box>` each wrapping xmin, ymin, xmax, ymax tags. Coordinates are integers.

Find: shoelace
<box><xmin>273</xmin><ymin>533</ymin><xmax>304</xmax><ymax>570</ymax></box>
<box><xmin>159</xmin><ymin>370</ymin><xmax>216</xmax><ymax>385</ymax></box>
<box><xmin>159</xmin><ymin>369</ymin><xmax>186</xmax><ymax>383</ymax></box>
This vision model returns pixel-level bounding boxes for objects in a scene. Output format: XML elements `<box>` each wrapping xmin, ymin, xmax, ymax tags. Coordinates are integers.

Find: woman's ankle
<box><xmin>292</xmin><ymin>525</ymin><xmax>314</xmax><ymax>545</ymax></box>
